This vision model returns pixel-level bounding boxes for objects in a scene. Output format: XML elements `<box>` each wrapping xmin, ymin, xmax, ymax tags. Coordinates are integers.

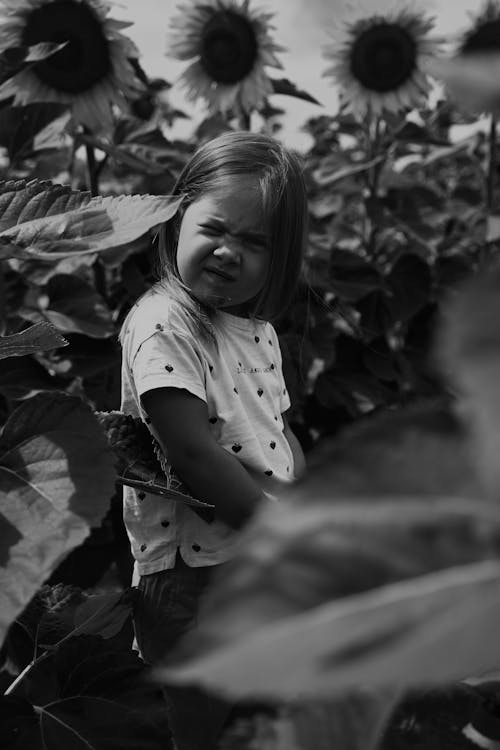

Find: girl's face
<box><xmin>175</xmin><ymin>175</ymin><xmax>270</xmax><ymax>316</ymax></box>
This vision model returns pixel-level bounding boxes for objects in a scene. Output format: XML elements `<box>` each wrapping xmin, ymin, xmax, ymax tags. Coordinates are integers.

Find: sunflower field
<box><xmin>3</xmin><ymin>0</ymin><xmax>500</xmax><ymax>748</ymax></box>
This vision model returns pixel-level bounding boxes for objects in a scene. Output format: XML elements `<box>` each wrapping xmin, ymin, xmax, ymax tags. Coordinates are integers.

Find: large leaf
<box><xmin>438</xmin><ymin>267</ymin><xmax>500</xmax><ymax>503</ymax></box>
<box><xmin>329</xmin><ymin>250</ymin><xmax>384</xmax><ymax>301</ymax></box>
<box><xmin>0</xmin><ymin>179</ymin><xmax>92</xmax><ymax>233</ymax></box>
<box><xmin>313</xmin><ymin>155</ymin><xmax>385</xmax><ymax>188</ymax></box>
<box><xmin>0</xmin><ymin>103</ymin><xmax>69</xmax><ymax>162</ymax></box>
<box><xmin>37</xmin><ymin>273</ymin><xmax>114</xmax><ymax>339</ymax></box>
<box><xmin>0</xmin><ymin>392</ymin><xmax>116</xmax><ymax>646</ymax></box>
<box><xmin>1</xmin><ymin>635</ymin><xmax>171</xmax><ymax>749</ymax></box>
<box><xmin>0</xmin><ymin>179</ymin><xmax>183</xmax><ymax>260</ymax></box>
<box><xmin>160</xmin><ymin>560</ymin><xmax>500</xmax><ymax>699</ymax></box>
<box><xmin>42</xmin><ymin>334</ymin><xmax>120</xmax><ymax>379</ymax></box>
<box><xmin>386</xmin><ymin>254</ymin><xmax>432</xmax><ymax>322</ymax></box>
<box><xmin>0</xmin><ymin>322</ymin><xmax>67</xmax><ymax>360</ymax></box>
<box><xmin>160</xmin><ymin>490</ymin><xmax>500</xmax><ymax>663</ymax></box>
<box><xmin>156</xmin><ymin>400</ymin><xmax>500</xmax><ymax>697</ymax></box>
<box><xmin>77</xmin><ymin>131</ymin><xmax>182</xmax><ymax>176</ymax></box>
<box><xmin>3</xmin><ymin>585</ymin><xmax>133</xmax><ymax>674</ymax></box>
<box><xmin>425</xmin><ymin>54</ymin><xmax>500</xmax><ymax>115</ymax></box>
<box><xmin>0</xmin><ymin>354</ymin><xmax>64</xmax><ymax>399</ymax></box>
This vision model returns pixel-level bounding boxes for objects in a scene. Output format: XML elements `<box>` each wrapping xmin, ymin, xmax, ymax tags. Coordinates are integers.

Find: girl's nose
<box><xmin>212</xmin><ymin>237</ymin><xmax>240</xmax><ymax>262</ymax></box>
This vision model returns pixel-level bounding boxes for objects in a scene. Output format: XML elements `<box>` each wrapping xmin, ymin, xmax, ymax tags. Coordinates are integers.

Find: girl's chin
<box><xmin>189</xmin><ymin>287</ymin><xmax>235</xmax><ymax>309</ymax></box>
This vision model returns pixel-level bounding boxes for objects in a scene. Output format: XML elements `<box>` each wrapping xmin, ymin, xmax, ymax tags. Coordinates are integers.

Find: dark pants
<box><xmin>133</xmin><ymin>553</ymin><xmax>231</xmax><ymax>750</ymax></box>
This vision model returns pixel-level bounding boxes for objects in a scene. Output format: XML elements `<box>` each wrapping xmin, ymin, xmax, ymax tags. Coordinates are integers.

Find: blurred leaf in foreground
<box><xmin>155</xmin><ymin>401</ymin><xmax>500</xmax><ymax>698</ymax></box>
<box><xmin>425</xmin><ymin>54</ymin><xmax>500</xmax><ymax>115</ymax></box>
<box><xmin>0</xmin><ymin>392</ymin><xmax>116</xmax><ymax>646</ymax></box>
<box><xmin>439</xmin><ymin>265</ymin><xmax>500</xmax><ymax>503</ymax></box>
<box><xmin>160</xmin><ymin>560</ymin><xmax>500</xmax><ymax>699</ymax></box>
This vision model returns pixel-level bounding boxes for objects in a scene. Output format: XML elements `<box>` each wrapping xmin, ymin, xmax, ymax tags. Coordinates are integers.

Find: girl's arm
<box><xmin>283</xmin><ymin>414</ymin><xmax>306</xmax><ymax>480</ymax></box>
<box><xmin>141</xmin><ymin>387</ymin><xmax>266</xmax><ymax>529</ymax></box>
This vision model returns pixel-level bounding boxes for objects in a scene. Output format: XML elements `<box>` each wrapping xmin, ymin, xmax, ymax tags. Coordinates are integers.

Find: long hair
<box><xmin>155</xmin><ymin>130</ymin><xmax>309</xmax><ymax>341</ymax></box>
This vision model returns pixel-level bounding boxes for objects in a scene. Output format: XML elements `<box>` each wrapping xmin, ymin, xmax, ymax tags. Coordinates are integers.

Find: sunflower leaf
<box><xmin>0</xmin><ymin>391</ymin><xmax>116</xmax><ymax>647</ymax></box>
<box><xmin>157</xmin><ymin>399</ymin><xmax>500</xmax><ymax>697</ymax></box>
<box><xmin>0</xmin><ymin>322</ymin><xmax>68</xmax><ymax>360</ymax></box>
<box><xmin>425</xmin><ymin>54</ymin><xmax>500</xmax><ymax>116</ymax></box>
<box><xmin>0</xmin><ymin>179</ymin><xmax>93</xmax><ymax>233</ymax></box>
<box><xmin>78</xmin><ymin>130</ymin><xmax>188</xmax><ymax>173</ymax></box>
<box><xmin>0</xmin><ymin>636</ymin><xmax>171</xmax><ymax>748</ymax></box>
<box><xmin>160</xmin><ymin>560</ymin><xmax>500</xmax><ymax>699</ymax></box>
<box><xmin>35</xmin><ymin>274</ymin><xmax>115</xmax><ymax>339</ymax></box>
<box><xmin>0</xmin><ymin>180</ymin><xmax>183</xmax><ymax>260</ymax></box>
<box><xmin>0</xmin><ymin>42</ymin><xmax>67</xmax><ymax>86</ymax></box>
<box><xmin>438</xmin><ymin>266</ymin><xmax>500</xmax><ymax>503</ymax></box>
<box><xmin>270</xmin><ymin>77</ymin><xmax>322</xmax><ymax>105</ymax></box>
<box><xmin>0</xmin><ymin>103</ymin><xmax>69</xmax><ymax>162</ymax></box>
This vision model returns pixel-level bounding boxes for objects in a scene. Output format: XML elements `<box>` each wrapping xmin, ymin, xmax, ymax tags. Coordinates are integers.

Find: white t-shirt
<box><xmin>120</xmin><ymin>283</ymin><xmax>293</xmax><ymax>574</ymax></box>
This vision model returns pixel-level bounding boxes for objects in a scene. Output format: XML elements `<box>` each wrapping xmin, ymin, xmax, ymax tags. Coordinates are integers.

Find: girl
<box><xmin>120</xmin><ymin>130</ymin><xmax>308</xmax><ymax>750</ymax></box>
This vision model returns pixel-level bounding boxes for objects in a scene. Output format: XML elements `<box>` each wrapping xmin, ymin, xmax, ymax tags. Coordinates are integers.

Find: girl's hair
<box><xmin>155</xmin><ymin>130</ymin><xmax>309</xmax><ymax>341</ymax></box>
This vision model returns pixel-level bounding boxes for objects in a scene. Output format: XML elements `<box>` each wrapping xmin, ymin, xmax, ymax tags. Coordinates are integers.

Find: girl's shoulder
<box><xmin>121</xmin><ymin>284</ymin><xmax>194</xmax><ymax>345</ymax></box>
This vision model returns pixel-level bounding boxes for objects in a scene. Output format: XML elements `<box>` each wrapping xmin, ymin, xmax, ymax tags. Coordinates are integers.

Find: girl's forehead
<box><xmin>196</xmin><ymin>177</ymin><xmax>266</xmax><ymax>222</ymax></box>
<box><xmin>208</xmin><ymin>172</ymin><xmax>261</xmax><ymax>198</ymax></box>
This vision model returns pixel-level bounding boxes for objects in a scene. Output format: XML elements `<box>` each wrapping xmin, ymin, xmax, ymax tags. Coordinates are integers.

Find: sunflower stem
<box><xmin>85</xmin><ymin>144</ymin><xmax>99</xmax><ymax>197</ymax></box>
<box><xmin>487</xmin><ymin>113</ymin><xmax>497</xmax><ymax>214</ymax></box>
<box><xmin>238</xmin><ymin>111</ymin><xmax>251</xmax><ymax>130</ymax></box>
<box><xmin>365</xmin><ymin>114</ymin><xmax>385</xmax><ymax>259</ymax></box>
<box><xmin>85</xmin><ymin>143</ymin><xmax>108</xmax><ymax>302</ymax></box>
<box><xmin>0</xmin><ymin>260</ymin><xmax>6</xmax><ymax>336</ymax></box>
<box><xmin>4</xmin><ymin>655</ymin><xmax>45</xmax><ymax>696</ymax></box>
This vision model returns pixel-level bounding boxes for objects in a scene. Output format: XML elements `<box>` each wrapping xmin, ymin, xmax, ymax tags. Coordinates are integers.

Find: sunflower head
<box><xmin>322</xmin><ymin>2</ymin><xmax>439</xmax><ymax>118</ymax></box>
<box><xmin>0</xmin><ymin>0</ymin><xmax>144</xmax><ymax>133</ymax></box>
<box><xmin>460</xmin><ymin>0</ymin><xmax>500</xmax><ymax>55</ymax></box>
<box><xmin>167</xmin><ymin>0</ymin><xmax>285</xmax><ymax>117</ymax></box>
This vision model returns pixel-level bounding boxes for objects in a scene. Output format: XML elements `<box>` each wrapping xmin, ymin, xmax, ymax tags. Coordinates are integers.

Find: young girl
<box><xmin>120</xmin><ymin>130</ymin><xmax>308</xmax><ymax>750</ymax></box>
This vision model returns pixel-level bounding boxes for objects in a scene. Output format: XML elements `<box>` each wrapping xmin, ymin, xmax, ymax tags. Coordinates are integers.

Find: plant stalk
<box><xmin>4</xmin><ymin>658</ymin><xmax>39</xmax><ymax>696</ymax></box>
<box><xmin>487</xmin><ymin>113</ymin><xmax>498</xmax><ymax>214</ymax></box>
<box><xmin>85</xmin><ymin>143</ymin><xmax>99</xmax><ymax>197</ymax></box>
<box><xmin>0</xmin><ymin>260</ymin><xmax>7</xmax><ymax>336</ymax></box>
<box><xmin>85</xmin><ymin>142</ymin><xmax>108</xmax><ymax>301</ymax></box>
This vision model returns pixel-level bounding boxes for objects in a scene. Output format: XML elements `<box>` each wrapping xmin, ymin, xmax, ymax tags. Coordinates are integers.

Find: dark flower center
<box><xmin>21</xmin><ymin>0</ymin><xmax>111</xmax><ymax>93</ymax></box>
<box><xmin>350</xmin><ymin>22</ymin><xmax>417</xmax><ymax>93</ymax></box>
<box><xmin>461</xmin><ymin>19</ymin><xmax>500</xmax><ymax>54</ymax></box>
<box><xmin>200</xmin><ymin>10</ymin><xmax>258</xmax><ymax>84</ymax></box>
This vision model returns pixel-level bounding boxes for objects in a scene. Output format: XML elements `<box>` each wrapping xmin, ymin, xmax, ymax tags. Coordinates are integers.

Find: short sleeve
<box><xmin>131</xmin><ymin>328</ymin><xmax>207</xmax><ymax>403</ymax></box>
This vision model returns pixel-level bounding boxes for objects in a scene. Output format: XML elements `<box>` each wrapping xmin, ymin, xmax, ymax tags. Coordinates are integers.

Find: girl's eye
<box><xmin>200</xmin><ymin>224</ymin><xmax>221</xmax><ymax>236</ymax></box>
<box><xmin>246</xmin><ymin>238</ymin><xmax>269</xmax><ymax>252</ymax></box>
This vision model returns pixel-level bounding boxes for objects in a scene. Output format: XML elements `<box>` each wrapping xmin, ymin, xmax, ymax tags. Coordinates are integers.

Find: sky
<box><xmin>114</xmin><ymin>0</ymin><xmax>484</xmax><ymax>150</ymax></box>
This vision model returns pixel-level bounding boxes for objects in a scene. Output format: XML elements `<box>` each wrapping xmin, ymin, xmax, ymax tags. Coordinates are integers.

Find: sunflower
<box><xmin>166</xmin><ymin>0</ymin><xmax>285</xmax><ymax>117</ymax></box>
<box><xmin>460</xmin><ymin>0</ymin><xmax>500</xmax><ymax>56</ymax></box>
<box><xmin>0</xmin><ymin>0</ymin><xmax>144</xmax><ymax>133</ymax></box>
<box><xmin>322</xmin><ymin>0</ymin><xmax>439</xmax><ymax>119</ymax></box>
<box><xmin>424</xmin><ymin>1</ymin><xmax>500</xmax><ymax>115</ymax></box>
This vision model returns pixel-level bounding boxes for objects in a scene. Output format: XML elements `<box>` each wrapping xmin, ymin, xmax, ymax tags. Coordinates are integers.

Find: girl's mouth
<box><xmin>204</xmin><ymin>266</ymin><xmax>235</xmax><ymax>282</ymax></box>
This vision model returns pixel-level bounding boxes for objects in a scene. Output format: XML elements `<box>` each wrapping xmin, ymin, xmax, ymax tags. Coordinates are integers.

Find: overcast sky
<box><xmin>115</xmin><ymin>0</ymin><xmax>483</xmax><ymax>149</ymax></box>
